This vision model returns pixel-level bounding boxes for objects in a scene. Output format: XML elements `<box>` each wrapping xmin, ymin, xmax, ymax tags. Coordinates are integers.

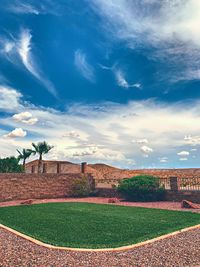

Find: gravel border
<box><xmin>1</xmin><ymin>197</ymin><xmax>200</xmax><ymax>213</ymax></box>
<box><xmin>1</xmin><ymin>227</ymin><xmax>200</xmax><ymax>267</ymax></box>
<box><xmin>1</xmin><ymin>223</ymin><xmax>199</xmax><ymax>252</ymax></box>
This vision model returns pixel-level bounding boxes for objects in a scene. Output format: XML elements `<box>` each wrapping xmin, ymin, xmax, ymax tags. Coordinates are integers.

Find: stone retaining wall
<box><xmin>165</xmin><ymin>190</ymin><xmax>200</xmax><ymax>203</ymax></box>
<box><xmin>96</xmin><ymin>188</ymin><xmax>200</xmax><ymax>203</ymax></box>
<box><xmin>0</xmin><ymin>173</ymin><xmax>93</xmax><ymax>202</ymax></box>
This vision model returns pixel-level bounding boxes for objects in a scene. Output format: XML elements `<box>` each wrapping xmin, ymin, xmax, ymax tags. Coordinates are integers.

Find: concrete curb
<box><xmin>0</xmin><ymin>223</ymin><xmax>200</xmax><ymax>252</ymax></box>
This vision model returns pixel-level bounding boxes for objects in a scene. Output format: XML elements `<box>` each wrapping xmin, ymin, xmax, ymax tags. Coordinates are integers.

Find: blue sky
<box><xmin>1</xmin><ymin>0</ymin><xmax>200</xmax><ymax>168</ymax></box>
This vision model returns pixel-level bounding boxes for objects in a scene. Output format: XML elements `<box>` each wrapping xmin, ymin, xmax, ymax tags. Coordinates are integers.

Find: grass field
<box><xmin>0</xmin><ymin>202</ymin><xmax>200</xmax><ymax>248</ymax></box>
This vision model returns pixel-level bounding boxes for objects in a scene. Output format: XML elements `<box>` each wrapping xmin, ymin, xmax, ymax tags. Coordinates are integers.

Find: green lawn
<box><xmin>0</xmin><ymin>202</ymin><xmax>200</xmax><ymax>248</ymax></box>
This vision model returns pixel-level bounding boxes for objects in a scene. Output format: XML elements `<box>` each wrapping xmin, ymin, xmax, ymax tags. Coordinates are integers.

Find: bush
<box><xmin>71</xmin><ymin>176</ymin><xmax>92</xmax><ymax>197</ymax></box>
<box><xmin>117</xmin><ymin>175</ymin><xmax>165</xmax><ymax>202</ymax></box>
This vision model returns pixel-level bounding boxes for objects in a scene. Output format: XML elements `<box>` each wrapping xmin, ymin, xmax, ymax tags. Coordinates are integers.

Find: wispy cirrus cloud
<box><xmin>6</xmin><ymin>0</ymin><xmax>72</xmax><ymax>16</ymax></box>
<box><xmin>0</xmin><ymin>29</ymin><xmax>57</xmax><ymax>97</ymax></box>
<box><xmin>18</xmin><ymin>29</ymin><xmax>34</xmax><ymax>75</ymax></box>
<box><xmin>17</xmin><ymin>29</ymin><xmax>57</xmax><ymax>97</ymax></box>
<box><xmin>74</xmin><ymin>49</ymin><xmax>95</xmax><ymax>82</ymax></box>
<box><xmin>114</xmin><ymin>69</ymin><xmax>141</xmax><ymax>89</ymax></box>
<box><xmin>90</xmin><ymin>0</ymin><xmax>200</xmax><ymax>83</ymax></box>
<box><xmin>91</xmin><ymin>0</ymin><xmax>200</xmax><ymax>49</ymax></box>
<box><xmin>7</xmin><ymin>1</ymin><xmax>40</xmax><ymax>15</ymax></box>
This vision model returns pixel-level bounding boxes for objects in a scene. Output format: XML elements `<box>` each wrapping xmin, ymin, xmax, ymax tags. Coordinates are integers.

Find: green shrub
<box><xmin>117</xmin><ymin>175</ymin><xmax>165</xmax><ymax>202</ymax></box>
<box><xmin>71</xmin><ymin>176</ymin><xmax>92</xmax><ymax>197</ymax></box>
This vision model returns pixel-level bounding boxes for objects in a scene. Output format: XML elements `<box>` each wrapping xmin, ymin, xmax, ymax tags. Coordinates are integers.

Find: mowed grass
<box><xmin>0</xmin><ymin>202</ymin><xmax>200</xmax><ymax>248</ymax></box>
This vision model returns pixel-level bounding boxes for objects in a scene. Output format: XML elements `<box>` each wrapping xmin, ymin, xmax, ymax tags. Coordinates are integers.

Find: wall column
<box><xmin>170</xmin><ymin>176</ymin><xmax>179</xmax><ymax>191</ymax></box>
<box><xmin>81</xmin><ymin>162</ymin><xmax>87</xmax><ymax>174</ymax></box>
<box><xmin>57</xmin><ymin>163</ymin><xmax>61</xmax><ymax>174</ymax></box>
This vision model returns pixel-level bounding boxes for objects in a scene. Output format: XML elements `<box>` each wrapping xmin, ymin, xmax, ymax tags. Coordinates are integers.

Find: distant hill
<box><xmin>87</xmin><ymin>163</ymin><xmax>128</xmax><ymax>180</ymax></box>
<box><xmin>88</xmin><ymin>163</ymin><xmax>120</xmax><ymax>172</ymax></box>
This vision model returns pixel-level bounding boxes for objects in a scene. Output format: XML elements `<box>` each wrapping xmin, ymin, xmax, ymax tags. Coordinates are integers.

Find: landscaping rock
<box><xmin>20</xmin><ymin>199</ymin><xmax>33</xmax><ymax>205</ymax></box>
<box><xmin>181</xmin><ymin>200</ymin><xmax>200</xmax><ymax>209</ymax></box>
<box><xmin>108</xmin><ymin>198</ymin><xmax>119</xmax><ymax>203</ymax></box>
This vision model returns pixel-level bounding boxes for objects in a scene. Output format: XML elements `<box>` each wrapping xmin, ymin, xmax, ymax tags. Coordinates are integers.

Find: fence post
<box><xmin>81</xmin><ymin>162</ymin><xmax>87</xmax><ymax>174</ymax></box>
<box><xmin>170</xmin><ymin>176</ymin><xmax>179</xmax><ymax>191</ymax></box>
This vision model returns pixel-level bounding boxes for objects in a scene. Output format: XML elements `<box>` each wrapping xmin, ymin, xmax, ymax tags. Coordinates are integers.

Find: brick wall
<box><xmin>0</xmin><ymin>173</ymin><xmax>92</xmax><ymax>202</ymax></box>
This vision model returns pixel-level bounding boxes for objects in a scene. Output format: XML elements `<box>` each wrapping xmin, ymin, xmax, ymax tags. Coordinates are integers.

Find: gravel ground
<box><xmin>0</xmin><ymin>197</ymin><xmax>200</xmax><ymax>213</ymax></box>
<box><xmin>0</xmin><ymin>227</ymin><xmax>200</xmax><ymax>267</ymax></box>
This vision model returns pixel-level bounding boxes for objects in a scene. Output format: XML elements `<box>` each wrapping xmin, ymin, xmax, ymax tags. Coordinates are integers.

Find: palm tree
<box><xmin>32</xmin><ymin>141</ymin><xmax>54</xmax><ymax>173</ymax></box>
<box><xmin>17</xmin><ymin>148</ymin><xmax>33</xmax><ymax>171</ymax></box>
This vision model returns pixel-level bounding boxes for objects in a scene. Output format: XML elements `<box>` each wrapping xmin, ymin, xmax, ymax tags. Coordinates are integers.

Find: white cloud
<box><xmin>6</xmin><ymin>1</ymin><xmax>71</xmax><ymax>16</ymax></box>
<box><xmin>8</xmin><ymin>2</ymin><xmax>40</xmax><ymax>15</ymax></box>
<box><xmin>18</xmin><ymin>29</ymin><xmax>32</xmax><ymax>72</ymax></box>
<box><xmin>114</xmin><ymin>69</ymin><xmax>141</xmax><ymax>89</ymax></box>
<box><xmin>177</xmin><ymin>151</ymin><xmax>190</xmax><ymax>157</ymax></box>
<box><xmin>179</xmin><ymin>158</ymin><xmax>188</xmax><ymax>161</ymax></box>
<box><xmin>18</xmin><ymin>29</ymin><xmax>57</xmax><ymax>96</ymax></box>
<box><xmin>115</xmin><ymin>69</ymin><xmax>129</xmax><ymax>88</ymax></box>
<box><xmin>17</xmin><ymin>29</ymin><xmax>57</xmax><ymax>96</ymax></box>
<box><xmin>91</xmin><ymin>0</ymin><xmax>200</xmax><ymax>82</ymax></box>
<box><xmin>160</xmin><ymin>159</ymin><xmax>167</xmax><ymax>163</ymax></box>
<box><xmin>13</xmin><ymin>111</ymin><xmax>38</xmax><ymax>125</ymax></box>
<box><xmin>140</xmin><ymin>145</ymin><xmax>153</xmax><ymax>156</ymax></box>
<box><xmin>132</xmin><ymin>138</ymin><xmax>148</xmax><ymax>144</ymax></box>
<box><xmin>0</xmin><ymin>86</ymin><xmax>22</xmax><ymax>112</ymax></box>
<box><xmin>62</xmin><ymin>131</ymin><xmax>80</xmax><ymax>139</ymax></box>
<box><xmin>2</xmin><ymin>87</ymin><xmax>200</xmax><ymax>167</ymax></box>
<box><xmin>74</xmin><ymin>49</ymin><xmax>95</xmax><ymax>82</ymax></box>
<box><xmin>132</xmin><ymin>83</ymin><xmax>141</xmax><ymax>88</ymax></box>
<box><xmin>4</xmin><ymin>42</ymin><xmax>15</xmax><ymax>53</ymax></box>
<box><xmin>22</xmin><ymin>118</ymin><xmax>38</xmax><ymax>125</ymax></box>
<box><xmin>0</xmin><ymin>29</ymin><xmax>57</xmax><ymax>96</ymax></box>
<box><xmin>4</xmin><ymin>128</ymin><xmax>27</xmax><ymax>138</ymax></box>
<box><xmin>72</xmin><ymin>147</ymin><xmax>97</xmax><ymax>157</ymax></box>
<box><xmin>159</xmin><ymin>157</ymin><xmax>168</xmax><ymax>163</ymax></box>
<box><xmin>0</xmin><ymin>38</ymin><xmax>15</xmax><ymax>57</ymax></box>
<box><xmin>91</xmin><ymin>0</ymin><xmax>200</xmax><ymax>48</ymax></box>
<box><xmin>184</xmin><ymin>135</ymin><xmax>200</xmax><ymax>146</ymax></box>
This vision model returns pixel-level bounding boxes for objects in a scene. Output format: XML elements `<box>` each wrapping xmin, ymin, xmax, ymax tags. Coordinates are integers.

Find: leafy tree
<box><xmin>0</xmin><ymin>157</ymin><xmax>23</xmax><ymax>173</ymax></box>
<box><xmin>32</xmin><ymin>141</ymin><xmax>53</xmax><ymax>173</ymax></box>
<box><xmin>17</xmin><ymin>148</ymin><xmax>33</xmax><ymax>170</ymax></box>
